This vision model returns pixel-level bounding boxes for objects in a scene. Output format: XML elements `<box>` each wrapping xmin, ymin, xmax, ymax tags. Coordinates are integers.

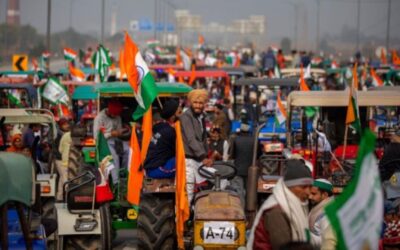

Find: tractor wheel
<box><xmin>67</xmin><ymin>146</ymin><xmax>83</xmax><ymax>179</ymax></box>
<box><xmin>60</xmin><ymin>204</ymin><xmax>112</xmax><ymax>250</ymax></box>
<box><xmin>138</xmin><ymin>194</ymin><xmax>176</xmax><ymax>250</ymax></box>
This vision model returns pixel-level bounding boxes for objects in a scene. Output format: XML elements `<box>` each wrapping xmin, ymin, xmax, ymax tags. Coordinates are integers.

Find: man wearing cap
<box><xmin>180</xmin><ymin>89</ymin><xmax>213</xmax><ymax>203</ymax></box>
<box><xmin>308</xmin><ymin>178</ymin><xmax>334</xmax><ymax>247</ymax></box>
<box><xmin>93</xmin><ymin>100</ymin><xmax>129</xmax><ymax>184</ymax></box>
<box><xmin>144</xmin><ymin>99</ymin><xmax>181</xmax><ymax>178</ymax></box>
<box><xmin>247</xmin><ymin>159</ymin><xmax>313</xmax><ymax>250</ymax></box>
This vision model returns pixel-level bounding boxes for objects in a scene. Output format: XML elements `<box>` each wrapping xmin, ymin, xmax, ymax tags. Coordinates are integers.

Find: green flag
<box><xmin>325</xmin><ymin>130</ymin><xmax>383</xmax><ymax>250</ymax></box>
<box><xmin>40</xmin><ymin>77</ymin><xmax>69</xmax><ymax>105</ymax></box>
<box><xmin>96</xmin><ymin>131</ymin><xmax>115</xmax><ymax>178</ymax></box>
<box><xmin>7</xmin><ymin>89</ymin><xmax>23</xmax><ymax>107</ymax></box>
<box><xmin>92</xmin><ymin>45</ymin><xmax>112</xmax><ymax>82</ymax></box>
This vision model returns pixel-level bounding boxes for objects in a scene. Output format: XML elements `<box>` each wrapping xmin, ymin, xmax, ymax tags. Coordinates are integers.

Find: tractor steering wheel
<box><xmin>198</xmin><ymin>161</ymin><xmax>237</xmax><ymax>181</ymax></box>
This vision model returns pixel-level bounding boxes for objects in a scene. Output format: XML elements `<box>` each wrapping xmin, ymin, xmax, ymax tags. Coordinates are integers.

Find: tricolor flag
<box><xmin>41</xmin><ymin>77</ymin><xmax>69</xmax><ymax>105</ymax></box>
<box><xmin>146</xmin><ymin>39</ymin><xmax>160</xmax><ymax>48</ymax></box>
<box><xmin>124</xmin><ymin>32</ymin><xmax>158</xmax><ymax>120</ymax></box>
<box><xmin>180</xmin><ymin>49</ymin><xmax>191</xmax><ymax>71</ymax></box>
<box><xmin>370</xmin><ymin>68</ymin><xmax>383</xmax><ymax>87</ymax></box>
<box><xmin>331</xmin><ymin>60</ymin><xmax>339</xmax><ymax>69</ymax></box>
<box><xmin>299</xmin><ymin>65</ymin><xmax>317</xmax><ymax>117</ymax></box>
<box><xmin>166</xmin><ymin>68</ymin><xmax>176</xmax><ymax>82</ymax></box>
<box><xmin>275</xmin><ymin>92</ymin><xmax>287</xmax><ymax>125</ymax></box>
<box><xmin>188</xmin><ymin>64</ymin><xmax>196</xmax><ymax>86</ymax></box>
<box><xmin>68</xmin><ymin>63</ymin><xmax>85</xmax><ymax>82</ymax></box>
<box><xmin>42</xmin><ymin>51</ymin><xmax>51</xmax><ymax>60</ymax></box>
<box><xmin>325</xmin><ymin>130</ymin><xmax>382</xmax><ymax>250</ymax></box>
<box><xmin>92</xmin><ymin>45</ymin><xmax>112</xmax><ymax>82</ymax></box>
<box><xmin>345</xmin><ymin>63</ymin><xmax>361</xmax><ymax>133</ymax></box>
<box><xmin>63</xmin><ymin>47</ymin><xmax>77</xmax><ymax>61</ymax></box>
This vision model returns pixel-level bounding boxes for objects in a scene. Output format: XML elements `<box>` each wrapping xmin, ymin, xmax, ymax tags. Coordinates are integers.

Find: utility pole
<box><xmin>101</xmin><ymin>0</ymin><xmax>105</xmax><ymax>43</ymax></box>
<box><xmin>154</xmin><ymin>0</ymin><xmax>158</xmax><ymax>40</ymax></box>
<box><xmin>316</xmin><ymin>0</ymin><xmax>320</xmax><ymax>52</ymax></box>
<box><xmin>356</xmin><ymin>0</ymin><xmax>360</xmax><ymax>51</ymax></box>
<box><xmin>46</xmin><ymin>0</ymin><xmax>52</xmax><ymax>71</ymax></box>
<box><xmin>386</xmin><ymin>0</ymin><xmax>391</xmax><ymax>51</ymax></box>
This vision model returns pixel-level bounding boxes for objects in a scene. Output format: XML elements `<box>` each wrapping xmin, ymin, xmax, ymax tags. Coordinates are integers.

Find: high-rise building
<box><xmin>7</xmin><ymin>0</ymin><xmax>20</xmax><ymax>26</ymax></box>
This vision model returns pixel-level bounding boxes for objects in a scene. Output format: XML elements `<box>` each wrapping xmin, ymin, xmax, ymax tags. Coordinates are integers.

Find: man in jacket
<box><xmin>180</xmin><ymin>89</ymin><xmax>213</xmax><ymax>203</ymax></box>
<box><xmin>247</xmin><ymin>159</ymin><xmax>313</xmax><ymax>250</ymax></box>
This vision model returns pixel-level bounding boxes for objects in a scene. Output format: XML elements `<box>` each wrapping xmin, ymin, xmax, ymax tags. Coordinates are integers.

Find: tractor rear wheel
<box><xmin>137</xmin><ymin>194</ymin><xmax>176</xmax><ymax>250</ymax></box>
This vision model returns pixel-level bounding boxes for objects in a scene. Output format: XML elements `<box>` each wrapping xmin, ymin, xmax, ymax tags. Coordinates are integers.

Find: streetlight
<box><xmin>101</xmin><ymin>0</ymin><xmax>105</xmax><ymax>43</ymax></box>
<box><xmin>316</xmin><ymin>0</ymin><xmax>320</xmax><ymax>52</ymax></box>
<box><xmin>46</xmin><ymin>0</ymin><xmax>52</xmax><ymax>71</ymax></box>
<box><xmin>386</xmin><ymin>0</ymin><xmax>392</xmax><ymax>51</ymax></box>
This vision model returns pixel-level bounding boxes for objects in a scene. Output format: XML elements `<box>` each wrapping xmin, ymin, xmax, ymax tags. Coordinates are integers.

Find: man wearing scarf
<box><xmin>308</xmin><ymin>178</ymin><xmax>334</xmax><ymax>247</ymax></box>
<box><xmin>247</xmin><ymin>159</ymin><xmax>313</xmax><ymax>250</ymax></box>
<box><xmin>180</xmin><ymin>89</ymin><xmax>213</xmax><ymax>203</ymax></box>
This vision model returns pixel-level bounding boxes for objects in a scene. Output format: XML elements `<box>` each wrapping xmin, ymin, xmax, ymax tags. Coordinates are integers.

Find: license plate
<box><xmin>203</xmin><ymin>221</ymin><xmax>235</xmax><ymax>244</ymax></box>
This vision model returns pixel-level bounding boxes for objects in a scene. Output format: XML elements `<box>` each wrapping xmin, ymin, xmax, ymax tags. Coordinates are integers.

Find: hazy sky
<box><xmin>2</xmin><ymin>0</ymin><xmax>399</xmax><ymax>44</ymax></box>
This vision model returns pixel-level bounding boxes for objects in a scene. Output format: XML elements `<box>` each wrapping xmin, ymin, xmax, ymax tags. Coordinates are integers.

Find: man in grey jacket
<box><xmin>180</xmin><ymin>89</ymin><xmax>213</xmax><ymax>203</ymax></box>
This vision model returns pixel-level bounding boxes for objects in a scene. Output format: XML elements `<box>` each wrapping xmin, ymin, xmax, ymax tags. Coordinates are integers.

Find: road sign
<box><xmin>12</xmin><ymin>54</ymin><xmax>28</xmax><ymax>71</ymax></box>
<box><xmin>130</xmin><ymin>20</ymin><xmax>139</xmax><ymax>31</ymax></box>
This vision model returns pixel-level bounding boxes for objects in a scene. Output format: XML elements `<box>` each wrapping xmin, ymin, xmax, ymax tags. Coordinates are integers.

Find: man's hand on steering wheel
<box><xmin>202</xmin><ymin>158</ymin><xmax>214</xmax><ymax>167</ymax></box>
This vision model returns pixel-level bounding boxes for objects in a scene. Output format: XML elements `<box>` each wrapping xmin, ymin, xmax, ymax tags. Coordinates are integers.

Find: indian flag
<box><xmin>370</xmin><ymin>68</ymin><xmax>383</xmax><ymax>87</ymax></box>
<box><xmin>275</xmin><ymin>92</ymin><xmax>287</xmax><ymax>125</ymax></box>
<box><xmin>42</xmin><ymin>51</ymin><xmax>51</xmax><ymax>59</ymax></box>
<box><xmin>41</xmin><ymin>77</ymin><xmax>69</xmax><ymax>105</ymax></box>
<box><xmin>299</xmin><ymin>65</ymin><xmax>317</xmax><ymax>117</ymax></box>
<box><xmin>146</xmin><ymin>39</ymin><xmax>160</xmax><ymax>48</ymax></box>
<box><xmin>325</xmin><ymin>130</ymin><xmax>382</xmax><ymax>250</ymax></box>
<box><xmin>345</xmin><ymin>63</ymin><xmax>361</xmax><ymax>133</ymax></box>
<box><xmin>69</xmin><ymin>63</ymin><xmax>85</xmax><ymax>81</ymax></box>
<box><xmin>392</xmin><ymin>50</ymin><xmax>400</xmax><ymax>65</ymax></box>
<box><xmin>92</xmin><ymin>45</ymin><xmax>112</xmax><ymax>82</ymax></box>
<box><xmin>63</xmin><ymin>47</ymin><xmax>77</xmax><ymax>61</ymax></box>
<box><xmin>124</xmin><ymin>32</ymin><xmax>158</xmax><ymax>120</ymax></box>
<box><xmin>180</xmin><ymin>49</ymin><xmax>191</xmax><ymax>71</ymax></box>
<box><xmin>331</xmin><ymin>60</ymin><xmax>339</xmax><ymax>69</ymax></box>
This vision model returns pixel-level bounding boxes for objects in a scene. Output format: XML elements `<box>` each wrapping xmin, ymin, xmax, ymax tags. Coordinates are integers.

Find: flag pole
<box><xmin>342</xmin><ymin>125</ymin><xmax>349</xmax><ymax>160</ymax></box>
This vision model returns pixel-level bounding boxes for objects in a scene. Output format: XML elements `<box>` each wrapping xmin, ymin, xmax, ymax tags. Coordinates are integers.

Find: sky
<box><xmin>1</xmin><ymin>0</ymin><xmax>400</xmax><ymax>46</ymax></box>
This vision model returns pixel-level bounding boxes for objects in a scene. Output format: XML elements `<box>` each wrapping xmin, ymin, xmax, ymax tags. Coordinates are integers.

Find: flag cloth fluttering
<box><xmin>380</xmin><ymin>48</ymin><xmax>387</xmax><ymax>65</ymax></box>
<box><xmin>126</xmin><ymin>108</ymin><xmax>153</xmax><ymax>206</ymax></box>
<box><xmin>119</xmin><ymin>48</ymin><xmax>126</xmax><ymax>81</ymax></box>
<box><xmin>69</xmin><ymin>63</ymin><xmax>85</xmax><ymax>82</ymax></box>
<box><xmin>392</xmin><ymin>50</ymin><xmax>400</xmax><ymax>65</ymax></box>
<box><xmin>63</xmin><ymin>47</ymin><xmax>77</xmax><ymax>62</ymax></box>
<box><xmin>175</xmin><ymin>121</ymin><xmax>190</xmax><ymax>249</ymax></box>
<box><xmin>299</xmin><ymin>65</ymin><xmax>317</xmax><ymax>117</ymax></box>
<box><xmin>325</xmin><ymin>130</ymin><xmax>382</xmax><ymax>250</ymax></box>
<box><xmin>275</xmin><ymin>91</ymin><xmax>287</xmax><ymax>125</ymax></box>
<box><xmin>92</xmin><ymin>45</ymin><xmax>112</xmax><ymax>82</ymax></box>
<box><xmin>370</xmin><ymin>68</ymin><xmax>384</xmax><ymax>87</ymax></box>
<box><xmin>345</xmin><ymin>63</ymin><xmax>361</xmax><ymax>134</ymax></box>
<box><xmin>7</xmin><ymin>89</ymin><xmax>23</xmax><ymax>107</ymax></box>
<box><xmin>123</xmin><ymin>32</ymin><xmax>158</xmax><ymax>120</ymax></box>
<box><xmin>40</xmin><ymin>77</ymin><xmax>69</xmax><ymax>105</ymax></box>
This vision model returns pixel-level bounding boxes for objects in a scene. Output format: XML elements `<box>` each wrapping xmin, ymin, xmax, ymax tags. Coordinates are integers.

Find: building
<box><xmin>7</xmin><ymin>0</ymin><xmax>20</xmax><ymax>26</ymax></box>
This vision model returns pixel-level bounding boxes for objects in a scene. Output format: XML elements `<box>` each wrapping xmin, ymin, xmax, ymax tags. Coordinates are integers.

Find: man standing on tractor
<box><xmin>308</xmin><ymin>178</ymin><xmax>334</xmax><ymax>247</ymax></box>
<box><xmin>247</xmin><ymin>159</ymin><xmax>313</xmax><ymax>250</ymax></box>
<box><xmin>180</xmin><ymin>89</ymin><xmax>213</xmax><ymax>203</ymax></box>
<box><xmin>144</xmin><ymin>99</ymin><xmax>181</xmax><ymax>179</ymax></box>
<box><xmin>93</xmin><ymin>100</ymin><xmax>129</xmax><ymax>184</ymax></box>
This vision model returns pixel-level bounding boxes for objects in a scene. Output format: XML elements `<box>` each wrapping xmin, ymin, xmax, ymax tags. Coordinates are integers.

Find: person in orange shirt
<box><xmin>7</xmin><ymin>133</ymin><xmax>31</xmax><ymax>157</ymax></box>
<box><xmin>277</xmin><ymin>49</ymin><xmax>286</xmax><ymax>69</ymax></box>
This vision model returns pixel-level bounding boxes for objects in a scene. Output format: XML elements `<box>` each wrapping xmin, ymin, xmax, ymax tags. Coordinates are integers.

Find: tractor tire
<box><xmin>138</xmin><ymin>194</ymin><xmax>176</xmax><ymax>250</ymax></box>
<box><xmin>68</xmin><ymin>146</ymin><xmax>83</xmax><ymax>180</ymax></box>
<box><xmin>60</xmin><ymin>204</ymin><xmax>112</xmax><ymax>250</ymax></box>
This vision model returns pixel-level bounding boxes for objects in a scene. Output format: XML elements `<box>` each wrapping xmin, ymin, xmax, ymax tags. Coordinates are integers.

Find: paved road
<box><xmin>113</xmin><ymin>229</ymin><xmax>138</xmax><ymax>250</ymax></box>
